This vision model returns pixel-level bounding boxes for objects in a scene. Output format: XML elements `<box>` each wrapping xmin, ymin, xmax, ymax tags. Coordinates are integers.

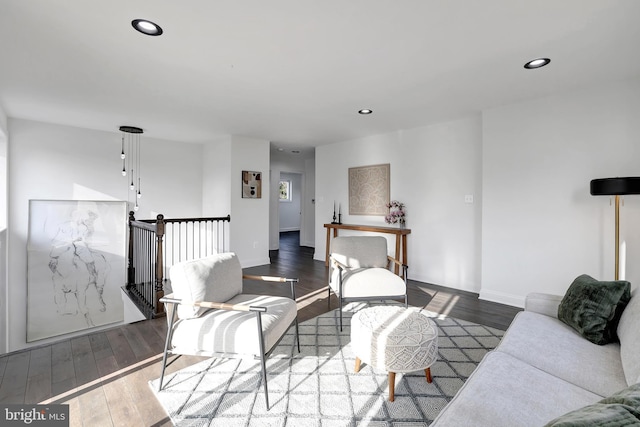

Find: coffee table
<box><xmin>350</xmin><ymin>305</ymin><xmax>438</xmax><ymax>401</ymax></box>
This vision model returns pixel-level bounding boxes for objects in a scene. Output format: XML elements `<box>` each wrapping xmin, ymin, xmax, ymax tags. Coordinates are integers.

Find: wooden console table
<box><xmin>324</xmin><ymin>223</ymin><xmax>411</xmax><ymax>273</ymax></box>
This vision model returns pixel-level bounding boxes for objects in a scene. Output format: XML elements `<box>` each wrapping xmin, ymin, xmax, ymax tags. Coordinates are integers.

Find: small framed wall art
<box><xmin>242</xmin><ymin>171</ymin><xmax>262</xmax><ymax>198</ymax></box>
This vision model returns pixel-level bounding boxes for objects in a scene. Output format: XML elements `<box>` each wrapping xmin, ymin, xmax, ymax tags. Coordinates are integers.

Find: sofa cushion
<box><xmin>169</xmin><ymin>253</ymin><xmax>243</xmax><ymax>319</ymax></box>
<box><xmin>430</xmin><ymin>351</ymin><xmax>601</xmax><ymax>427</ymax></box>
<box><xmin>543</xmin><ymin>383</ymin><xmax>640</xmax><ymax>426</ymax></box>
<box><xmin>497</xmin><ymin>311</ymin><xmax>627</xmax><ymax>397</ymax></box>
<box><xmin>617</xmin><ymin>288</ymin><xmax>640</xmax><ymax>385</ymax></box>
<box><xmin>557</xmin><ymin>274</ymin><xmax>631</xmax><ymax>345</ymax></box>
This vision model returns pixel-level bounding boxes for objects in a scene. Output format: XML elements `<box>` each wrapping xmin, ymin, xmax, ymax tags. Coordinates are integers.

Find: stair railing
<box><xmin>126</xmin><ymin>212</ymin><xmax>231</xmax><ymax>317</ymax></box>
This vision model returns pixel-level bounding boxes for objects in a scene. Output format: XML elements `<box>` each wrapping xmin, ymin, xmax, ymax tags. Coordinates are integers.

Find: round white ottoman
<box><xmin>351</xmin><ymin>305</ymin><xmax>438</xmax><ymax>401</ymax></box>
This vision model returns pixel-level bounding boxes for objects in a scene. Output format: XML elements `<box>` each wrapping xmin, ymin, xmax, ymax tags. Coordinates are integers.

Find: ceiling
<box><xmin>1</xmin><ymin>1</ymin><xmax>639</xmax><ymax>152</ymax></box>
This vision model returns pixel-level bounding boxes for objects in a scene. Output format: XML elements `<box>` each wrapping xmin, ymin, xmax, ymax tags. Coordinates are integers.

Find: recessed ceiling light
<box><xmin>524</xmin><ymin>58</ymin><xmax>550</xmax><ymax>69</ymax></box>
<box><xmin>358</xmin><ymin>109</ymin><xmax>373</xmax><ymax>115</ymax></box>
<box><xmin>131</xmin><ymin>19</ymin><xmax>163</xmax><ymax>36</ymax></box>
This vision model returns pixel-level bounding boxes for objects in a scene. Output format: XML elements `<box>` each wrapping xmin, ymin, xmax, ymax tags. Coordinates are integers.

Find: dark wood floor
<box><xmin>0</xmin><ymin>231</ymin><xmax>521</xmax><ymax>426</ymax></box>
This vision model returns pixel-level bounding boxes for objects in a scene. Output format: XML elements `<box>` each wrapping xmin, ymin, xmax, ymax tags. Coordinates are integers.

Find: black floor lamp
<box><xmin>590</xmin><ymin>177</ymin><xmax>640</xmax><ymax>280</ymax></box>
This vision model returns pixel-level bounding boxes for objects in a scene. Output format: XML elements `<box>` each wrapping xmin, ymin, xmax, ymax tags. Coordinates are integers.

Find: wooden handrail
<box><xmin>138</xmin><ymin>214</ymin><xmax>231</xmax><ymax>224</ymax></box>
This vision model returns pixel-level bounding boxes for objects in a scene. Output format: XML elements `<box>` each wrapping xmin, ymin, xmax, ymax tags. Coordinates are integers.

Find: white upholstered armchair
<box><xmin>329</xmin><ymin>236</ymin><xmax>408</xmax><ymax>330</ymax></box>
<box><xmin>158</xmin><ymin>252</ymin><xmax>299</xmax><ymax>410</ymax></box>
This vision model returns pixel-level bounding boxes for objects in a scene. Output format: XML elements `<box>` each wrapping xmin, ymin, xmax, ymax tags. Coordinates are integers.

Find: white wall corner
<box><xmin>240</xmin><ymin>256</ymin><xmax>272</xmax><ymax>269</ymax></box>
<box><xmin>230</xmin><ymin>135</ymin><xmax>271</xmax><ymax>267</ymax></box>
<box><xmin>0</xmin><ymin>104</ymin><xmax>7</xmax><ymax>136</ymax></box>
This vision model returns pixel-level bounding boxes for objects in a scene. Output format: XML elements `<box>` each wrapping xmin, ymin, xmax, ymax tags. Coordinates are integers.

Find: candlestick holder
<box><xmin>338</xmin><ymin>213</ymin><xmax>342</xmax><ymax>224</ymax></box>
<box><xmin>331</xmin><ymin>209</ymin><xmax>338</xmax><ymax>224</ymax></box>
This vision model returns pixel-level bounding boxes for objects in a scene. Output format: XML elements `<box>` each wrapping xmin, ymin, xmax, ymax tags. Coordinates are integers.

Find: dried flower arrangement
<box><xmin>385</xmin><ymin>200</ymin><xmax>406</xmax><ymax>225</ymax></box>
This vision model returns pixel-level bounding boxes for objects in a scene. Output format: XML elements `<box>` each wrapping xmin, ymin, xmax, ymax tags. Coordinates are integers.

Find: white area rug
<box><xmin>149</xmin><ymin>303</ymin><xmax>504</xmax><ymax>426</ymax></box>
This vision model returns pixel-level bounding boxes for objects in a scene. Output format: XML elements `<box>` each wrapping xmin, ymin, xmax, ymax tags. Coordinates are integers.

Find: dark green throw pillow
<box><xmin>557</xmin><ymin>274</ymin><xmax>631</xmax><ymax>345</ymax></box>
<box><xmin>544</xmin><ymin>383</ymin><xmax>640</xmax><ymax>426</ymax></box>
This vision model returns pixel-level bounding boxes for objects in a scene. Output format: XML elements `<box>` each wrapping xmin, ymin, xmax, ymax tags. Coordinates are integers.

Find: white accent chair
<box><xmin>158</xmin><ymin>252</ymin><xmax>299</xmax><ymax>410</ymax></box>
<box><xmin>328</xmin><ymin>236</ymin><xmax>408</xmax><ymax>330</ymax></box>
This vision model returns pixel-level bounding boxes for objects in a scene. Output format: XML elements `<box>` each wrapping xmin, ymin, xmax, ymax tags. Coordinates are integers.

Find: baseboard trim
<box><xmin>479</xmin><ymin>289</ymin><xmax>525</xmax><ymax>308</ymax></box>
<box><xmin>241</xmin><ymin>257</ymin><xmax>271</xmax><ymax>268</ymax></box>
<box><xmin>408</xmin><ymin>272</ymin><xmax>481</xmax><ymax>294</ymax></box>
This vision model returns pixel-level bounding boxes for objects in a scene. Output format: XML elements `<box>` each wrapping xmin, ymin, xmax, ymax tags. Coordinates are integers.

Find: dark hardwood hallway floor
<box><xmin>0</xmin><ymin>231</ymin><xmax>521</xmax><ymax>426</ymax></box>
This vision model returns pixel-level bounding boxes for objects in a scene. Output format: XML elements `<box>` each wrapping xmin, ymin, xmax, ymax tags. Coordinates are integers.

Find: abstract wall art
<box><xmin>348</xmin><ymin>163</ymin><xmax>390</xmax><ymax>215</ymax></box>
<box><xmin>27</xmin><ymin>200</ymin><xmax>126</xmax><ymax>341</ymax></box>
<box><xmin>242</xmin><ymin>171</ymin><xmax>262</xmax><ymax>198</ymax></box>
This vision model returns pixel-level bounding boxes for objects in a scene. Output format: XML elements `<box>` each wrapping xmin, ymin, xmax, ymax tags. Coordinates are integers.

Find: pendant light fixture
<box><xmin>119</xmin><ymin>126</ymin><xmax>144</xmax><ymax>211</ymax></box>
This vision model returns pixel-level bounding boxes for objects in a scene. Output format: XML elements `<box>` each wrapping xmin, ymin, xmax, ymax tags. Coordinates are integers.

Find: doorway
<box><xmin>268</xmin><ymin>146</ymin><xmax>315</xmax><ymax>252</ymax></box>
<box><xmin>278</xmin><ymin>172</ymin><xmax>302</xmax><ymax>233</ymax></box>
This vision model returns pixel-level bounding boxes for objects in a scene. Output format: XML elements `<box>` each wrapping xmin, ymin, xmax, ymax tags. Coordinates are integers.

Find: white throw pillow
<box><xmin>170</xmin><ymin>253</ymin><xmax>243</xmax><ymax>319</ymax></box>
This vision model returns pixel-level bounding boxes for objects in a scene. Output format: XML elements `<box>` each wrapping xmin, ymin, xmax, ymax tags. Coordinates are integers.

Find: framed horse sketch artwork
<box><xmin>27</xmin><ymin>200</ymin><xmax>127</xmax><ymax>341</ymax></box>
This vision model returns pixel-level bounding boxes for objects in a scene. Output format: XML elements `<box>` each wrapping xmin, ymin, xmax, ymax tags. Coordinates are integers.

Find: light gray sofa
<box><xmin>431</xmin><ymin>289</ymin><xmax>640</xmax><ymax>426</ymax></box>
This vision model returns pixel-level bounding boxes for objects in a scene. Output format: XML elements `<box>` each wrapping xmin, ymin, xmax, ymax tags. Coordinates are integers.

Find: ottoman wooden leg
<box><xmin>354</xmin><ymin>357</ymin><xmax>362</xmax><ymax>373</ymax></box>
<box><xmin>425</xmin><ymin>367</ymin><xmax>432</xmax><ymax>383</ymax></box>
<box><xmin>388</xmin><ymin>372</ymin><xmax>396</xmax><ymax>402</ymax></box>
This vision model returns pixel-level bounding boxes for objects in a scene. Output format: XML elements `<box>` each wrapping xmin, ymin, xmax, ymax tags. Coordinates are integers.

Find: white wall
<box><xmin>481</xmin><ymin>77</ymin><xmax>640</xmax><ymax>306</ymax></box>
<box><xmin>0</xmin><ymin>105</ymin><xmax>6</xmax><ymax>135</ymax></box>
<box><xmin>6</xmin><ymin>118</ymin><xmax>204</xmax><ymax>352</ymax></box>
<box><xmin>202</xmin><ymin>135</ymin><xmax>272</xmax><ymax>266</ymax></box>
<box><xmin>0</xmin><ymin>136</ymin><xmax>5</xmax><ymax>229</ymax></box>
<box><xmin>302</xmin><ymin>158</ymin><xmax>316</xmax><ymax>247</ymax></box>
<box><xmin>279</xmin><ymin>172</ymin><xmax>302</xmax><ymax>231</ymax></box>
<box><xmin>0</xmin><ymin>104</ymin><xmax>7</xmax><ymax>227</ymax></box>
<box><xmin>230</xmin><ymin>135</ymin><xmax>271</xmax><ymax>267</ymax></box>
<box><xmin>0</xmin><ymin>229</ymin><xmax>5</xmax><ymax>353</ymax></box>
<box><xmin>0</xmin><ymin>107</ymin><xmax>6</xmax><ymax>353</ymax></box>
<box><xmin>315</xmin><ymin>115</ymin><xmax>483</xmax><ymax>291</ymax></box>
<box><xmin>202</xmin><ymin>136</ymin><xmax>232</xmax><ymax>218</ymax></box>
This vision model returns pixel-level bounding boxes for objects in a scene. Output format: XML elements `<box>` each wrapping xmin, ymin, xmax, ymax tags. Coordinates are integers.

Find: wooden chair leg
<box><xmin>354</xmin><ymin>357</ymin><xmax>362</xmax><ymax>373</ymax></box>
<box><xmin>388</xmin><ymin>372</ymin><xmax>396</xmax><ymax>402</ymax></box>
<box><xmin>327</xmin><ymin>285</ymin><xmax>331</xmax><ymax>309</ymax></box>
<box><xmin>425</xmin><ymin>367</ymin><xmax>432</xmax><ymax>383</ymax></box>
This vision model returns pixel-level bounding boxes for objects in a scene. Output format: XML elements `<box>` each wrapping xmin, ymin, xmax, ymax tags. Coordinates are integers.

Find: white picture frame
<box><xmin>27</xmin><ymin>200</ymin><xmax>126</xmax><ymax>341</ymax></box>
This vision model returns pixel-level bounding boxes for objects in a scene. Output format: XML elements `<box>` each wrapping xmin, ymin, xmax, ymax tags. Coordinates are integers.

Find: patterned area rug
<box><xmin>149</xmin><ymin>303</ymin><xmax>504</xmax><ymax>426</ymax></box>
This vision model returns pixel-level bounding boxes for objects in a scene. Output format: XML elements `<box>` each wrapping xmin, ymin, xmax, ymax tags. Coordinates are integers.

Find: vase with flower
<box><xmin>385</xmin><ymin>200</ymin><xmax>406</xmax><ymax>228</ymax></box>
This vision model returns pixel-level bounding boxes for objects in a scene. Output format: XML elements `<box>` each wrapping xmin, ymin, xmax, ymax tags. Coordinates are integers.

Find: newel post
<box><xmin>127</xmin><ymin>211</ymin><xmax>136</xmax><ymax>287</ymax></box>
<box><xmin>155</xmin><ymin>214</ymin><xmax>165</xmax><ymax>316</ymax></box>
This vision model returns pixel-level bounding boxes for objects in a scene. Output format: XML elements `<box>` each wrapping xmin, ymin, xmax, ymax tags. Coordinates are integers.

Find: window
<box><xmin>279</xmin><ymin>180</ymin><xmax>291</xmax><ymax>201</ymax></box>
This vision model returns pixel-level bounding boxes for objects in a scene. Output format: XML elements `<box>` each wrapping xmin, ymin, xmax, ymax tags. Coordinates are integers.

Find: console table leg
<box><xmin>388</xmin><ymin>372</ymin><xmax>396</xmax><ymax>402</ymax></box>
<box><xmin>325</xmin><ymin>228</ymin><xmax>331</xmax><ymax>267</ymax></box>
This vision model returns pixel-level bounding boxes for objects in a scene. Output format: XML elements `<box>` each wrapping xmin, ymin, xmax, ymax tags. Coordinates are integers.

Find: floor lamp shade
<box><xmin>590</xmin><ymin>177</ymin><xmax>640</xmax><ymax>280</ymax></box>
